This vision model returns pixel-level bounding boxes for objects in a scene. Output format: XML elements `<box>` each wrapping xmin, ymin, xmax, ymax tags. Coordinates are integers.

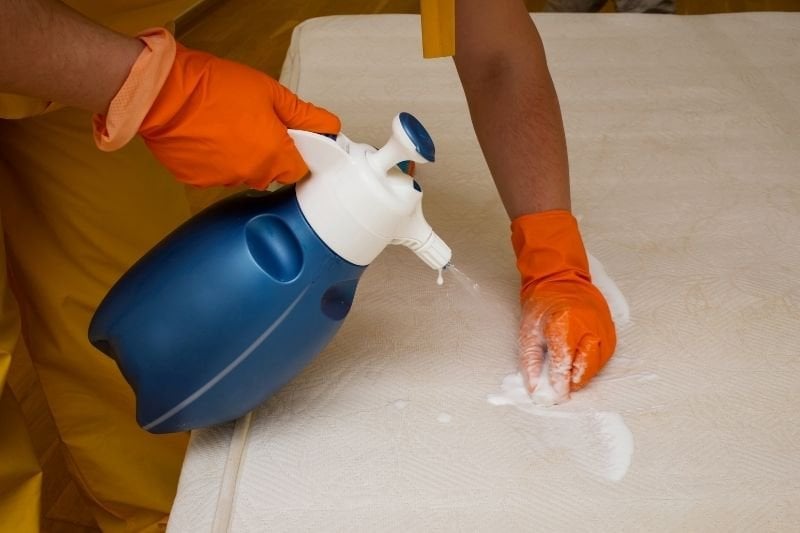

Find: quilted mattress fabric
<box><xmin>169</xmin><ymin>13</ymin><xmax>800</xmax><ymax>532</ymax></box>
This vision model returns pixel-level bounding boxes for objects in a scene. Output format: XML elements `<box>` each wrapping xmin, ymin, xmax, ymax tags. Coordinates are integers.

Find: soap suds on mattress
<box><xmin>588</xmin><ymin>252</ymin><xmax>630</xmax><ymax>327</ymax></box>
<box><xmin>488</xmin><ymin>373</ymin><xmax>634</xmax><ymax>482</ymax></box>
<box><xmin>393</xmin><ymin>399</ymin><xmax>409</xmax><ymax>409</ymax></box>
<box><xmin>529</xmin><ymin>350</ymin><xmax>559</xmax><ymax>407</ymax></box>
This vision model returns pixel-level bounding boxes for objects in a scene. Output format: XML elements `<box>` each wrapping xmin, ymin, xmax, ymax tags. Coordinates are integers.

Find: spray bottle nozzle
<box><xmin>414</xmin><ymin>231</ymin><xmax>452</xmax><ymax>270</ymax></box>
<box><xmin>292</xmin><ymin>113</ymin><xmax>452</xmax><ymax>270</ymax></box>
<box><xmin>368</xmin><ymin>113</ymin><xmax>436</xmax><ymax>175</ymax></box>
<box><xmin>371</xmin><ymin>113</ymin><xmax>451</xmax><ymax>271</ymax></box>
<box><xmin>391</xmin><ymin>207</ymin><xmax>451</xmax><ymax>270</ymax></box>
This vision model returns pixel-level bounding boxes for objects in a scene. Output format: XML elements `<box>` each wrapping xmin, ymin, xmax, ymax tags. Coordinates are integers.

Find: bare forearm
<box><xmin>0</xmin><ymin>0</ymin><xmax>143</xmax><ymax>113</ymax></box>
<box><xmin>454</xmin><ymin>0</ymin><xmax>571</xmax><ymax>218</ymax></box>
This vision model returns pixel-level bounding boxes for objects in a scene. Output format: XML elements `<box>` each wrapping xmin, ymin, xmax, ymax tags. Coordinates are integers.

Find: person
<box><xmin>0</xmin><ymin>0</ymin><xmax>616</xmax><ymax>530</ymax></box>
<box><xmin>545</xmin><ymin>0</ymin><xmax>675</xmax><ymax>12</ymax></box>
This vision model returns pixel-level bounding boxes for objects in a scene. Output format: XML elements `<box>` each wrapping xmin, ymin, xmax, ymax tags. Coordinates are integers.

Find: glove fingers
<box><xmin>270</xmin><ymin>79</ymin><xmax>341</xmax><ymax>134</ymax></box>
<box><xmin>571</xmin><ymin>335</ymin><xmax>600</xmax><ymax>391</ymax></box>
<box><xmin>542</xmin><ymin>311</ymin><xmax>574</xmax><ymax>404</ymax></box>
<box><xmin>519</xmin><ymin>307</ymin><xmax>573</xmax><ymax>405</ymax></box>
<box><xmin>518</xmin><ymin>309</ymin><xmax>546</xmax><ymax>394</ymax></box>
<box><xmin>546</xmin><ymin>350</ymin><xmax>571</xmax><ymax>404</ymax></box>
<box><xmin>244</xmin><ymin>130</ymin><xmax>309</xmax><ymax>188</ymax></box>
<box><xmin>519</xmin><ymin>328</ymin><xmax>545</xmax><ymax>395</ymax></box>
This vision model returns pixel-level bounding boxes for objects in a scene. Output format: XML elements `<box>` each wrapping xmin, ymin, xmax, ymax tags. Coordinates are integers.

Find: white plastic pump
<box><xmin>288</xmin><ymin>113</ymin><xmax>452</xmax><ymax>269</ymax></box>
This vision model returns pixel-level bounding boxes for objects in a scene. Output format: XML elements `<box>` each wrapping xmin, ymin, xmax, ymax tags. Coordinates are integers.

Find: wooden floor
<box><xmin>26</xmin><ymin>0</ymin><xmax>796</xmax><ymax>531</ymax></box>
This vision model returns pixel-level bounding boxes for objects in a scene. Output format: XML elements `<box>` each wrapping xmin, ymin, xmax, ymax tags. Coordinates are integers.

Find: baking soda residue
<box><xmin>588</xmin><ymin>253</ymin><xmax>630</xmax><ymax>327</ymax></box>
<box><xmin>488</xmin><ymin>372</ymin><xmax>634</xmax><ymax>482</ymax></box>
<box><xmin>393</xmin><ymin>399</ymin><xmax>409</xmax><ymax>410</ymax></box>
<box><xmin>529</xmin><ymin>350</ymin><xmax>559</xmax><ymax>407</ymax></box>
<box><xmin>448</xmin><ymin>253</ymin><xmax>635</xmax><ymax>481</ymax></box>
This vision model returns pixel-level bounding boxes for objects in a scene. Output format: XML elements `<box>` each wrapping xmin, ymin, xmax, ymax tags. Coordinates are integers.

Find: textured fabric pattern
<box><xmin>169</xmin><ymin>13</ymin><xmax>800</xmax><ymax>532</ymax></box>
<box><xmin>545</xmin><ymin>0</ymin><xmax>675</xmax><ymax>13</ymax></box>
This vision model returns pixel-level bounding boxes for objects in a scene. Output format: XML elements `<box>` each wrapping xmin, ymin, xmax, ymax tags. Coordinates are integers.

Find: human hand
<box><xmin>94</xmin><ymin>28</ymin><xmax>340</xmax><ymax>188</ymax></box>
<box><xmin>511</xmin><ymin>211</ymin><xmax>617</xmax><ymax>405</ymax></box>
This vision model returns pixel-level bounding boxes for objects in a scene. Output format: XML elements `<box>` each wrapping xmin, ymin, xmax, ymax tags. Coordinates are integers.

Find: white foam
<box><xmin>393</xmin><ymin>400</ymin><xmax>409</xmax><ymax>409</ymax></box>
<box><xmin>487</xmin><ymin>253</ymin><xmax>634</xmax><ymax>481</ymax></box>
<box><xmin>588</xmin><ymin>252</ymin><xmax>630</xmax><ymax>327</ymax></box>
<box><xmin>488</xmin><ymin>372</ymin><xmax>634</xmax><ymax>481</ymax></box>
<box><xmin>530</xmin><ymin>352</ymin><xmax>558</xmax><ymax>406</ymax></box>
<box><xmin>590</xmin><ymin>412</ymin><xmax>634</xmax><ymax>481</ymax></box>
<box><xmin>437</xmin><ymin>413</ymin><xmax>452</xmax><ymax>423</ymax></box>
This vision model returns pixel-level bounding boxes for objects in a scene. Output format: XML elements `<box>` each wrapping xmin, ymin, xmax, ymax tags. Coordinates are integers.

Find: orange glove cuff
<box><xmin>93</xmin><ymin>28</ymin><xmax>176</xmax><ymax>151</ymax></box>
<box><xmin>510</xmin><ymin>210</ymin><xmax>592</xmax><ymax>298</ymax></box>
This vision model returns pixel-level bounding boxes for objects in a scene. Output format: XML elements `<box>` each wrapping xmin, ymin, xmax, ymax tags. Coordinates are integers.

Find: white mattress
<box><xmin>169</xmin><ymin>13</ymin><xmax>800</xmax><ymax>532</ymax></box>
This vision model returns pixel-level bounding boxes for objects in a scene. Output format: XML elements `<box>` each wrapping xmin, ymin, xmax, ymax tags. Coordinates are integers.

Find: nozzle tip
<box><xmin>415</xmin><ymin>232</ymin><xmax>452</xmax><ymax>270</ymax></box>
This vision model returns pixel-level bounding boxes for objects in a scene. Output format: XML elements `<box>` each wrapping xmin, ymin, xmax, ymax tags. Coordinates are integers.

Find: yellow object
<box><xmin>420</xmin><ymin>0</ymin><xmax>456</xmax><ymax>58</ymax></box>
<box><xmin>0</xmin><ymin>4</ymin><xmax>210</xmax><ymax>532</ymax></box>
<box><xmin>0</xmin><ymin>227</ymin><xmax>41</xmax><ymax>533</ymax></box>
<box><xmin>0</xmin><ymin>390</ymin><xmax>42</xmax><ymax>533</ymax></box>
<box><xmin>0</xmin><ymin>93</ymin><xmax>59</xmax><ymax>120</ymax></box>
<box><xmin>0</xmin><ymin>106</ymin><xmax>198</xmax><ymax>532</ymax></box>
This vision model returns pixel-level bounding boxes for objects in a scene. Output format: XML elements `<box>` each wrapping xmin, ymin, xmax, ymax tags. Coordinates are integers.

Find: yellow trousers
<box><xmin>0</xmin><ymin>107</ymin><xmax>220</xmax><ymax>532</ymax></box>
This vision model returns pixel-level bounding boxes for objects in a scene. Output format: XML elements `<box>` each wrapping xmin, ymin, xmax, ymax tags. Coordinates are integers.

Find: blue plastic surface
<box><xmin>399</xmin><ymin>112</ymin><xmax>435</xmax><ymax>162</ymax></box>
<box><xmin>89</xmin><ymin>186</ymin><xmax>365</xmax><ymax>433</ymax></box>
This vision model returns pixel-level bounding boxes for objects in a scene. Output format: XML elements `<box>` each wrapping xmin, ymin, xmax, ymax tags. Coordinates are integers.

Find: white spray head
<box><xmin>367</xmin><ymin>113</ymin><xmax>434</xmax><ymax>173</ymax></box>
<box><xmin>290</xmin><ymin>113</ymin><xmax>452</xmax><ymax>270</ymax></box>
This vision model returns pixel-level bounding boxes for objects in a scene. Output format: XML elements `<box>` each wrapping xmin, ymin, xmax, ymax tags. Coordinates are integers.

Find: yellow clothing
<box><xmin>0</xmin><ymin>107</ymin><xmax>199</xmax><ymax>532</ymax></box>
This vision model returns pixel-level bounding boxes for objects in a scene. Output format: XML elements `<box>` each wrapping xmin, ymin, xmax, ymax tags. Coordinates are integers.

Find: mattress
<box><xmin>168</xmin><ymin>13</ymin><xmax>800</xmax><ymax>532</ymax></box>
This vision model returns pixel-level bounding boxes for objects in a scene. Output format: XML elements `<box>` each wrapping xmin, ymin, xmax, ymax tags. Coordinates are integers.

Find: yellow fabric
<box><xmin>420</xmin><ymin>0</ymin><xmax>456</xmax><ymax>58</ymax></box>
<box><xmin>0</xmin><ymin>391</ymin><xmax>42</xmax><ymax>533</ymax></box>
<box><xmin>0</xmin><ymin>94</ymin><xmax>61</xmax><ymax>120</ymax></box>
<box><xmin>0</xmin><ymin>222</ymin><xmax>41</xmax><ymax>533</ymax></box>
<box><xmin>0</xmin><ymin>104</ymin><xmax>215</xmax><ymax>530</ymax></box>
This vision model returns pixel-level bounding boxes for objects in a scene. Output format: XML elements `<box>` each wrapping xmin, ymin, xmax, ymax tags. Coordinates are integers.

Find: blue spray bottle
<box><xmin>89</xmin><ymin>113</ymin><xmax>451</xmax><ymax>433</ymax></box>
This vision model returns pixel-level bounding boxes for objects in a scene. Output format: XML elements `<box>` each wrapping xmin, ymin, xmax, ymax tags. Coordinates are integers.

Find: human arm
<box><xmin>453</xmin><ymin>0</ymin><xmax>616</xmax><ymax>402</ymax></box>
<box><xmin>453</xmin><ymin>0</ymin><xmax>570</xmax><ymax>218</ymax></box>
<box><xmin>0</xmin><ymin>0</ymin><xmax>142</xmax><ymax>114</ymax></box>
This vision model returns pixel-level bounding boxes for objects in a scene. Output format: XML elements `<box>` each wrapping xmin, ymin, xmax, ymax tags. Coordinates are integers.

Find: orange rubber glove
<box><xmin>93</xmin><ymin>28</ymin><xmax>340</xmax><ymax>188</ymax></box>
<box><xmin>511</xmin><ymin>210</ymin><xmax>617</xmax><ymax>404</ymax></box>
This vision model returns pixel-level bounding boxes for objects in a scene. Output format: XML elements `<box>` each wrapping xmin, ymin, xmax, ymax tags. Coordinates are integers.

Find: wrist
<box><xmin>510</xmin><ymin>210</ymin><xmax>591</xmax><ymax>296</ymax></box>
<box><xmin>100</xmin><ymin>36</ymin><xmax>146</xmax><ymax>113</ymax></box>
<box><xmin>93</xmin><ymin>28</ymin><xmax>177</xmax><ymax>151</ymax></box>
